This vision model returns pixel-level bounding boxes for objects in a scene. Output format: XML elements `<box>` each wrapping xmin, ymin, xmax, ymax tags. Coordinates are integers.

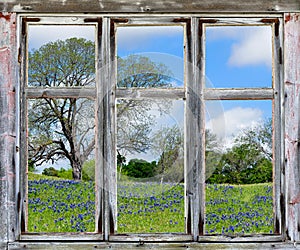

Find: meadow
<box><xmin>27</xmin><ymin>173</ymin><xmax>274</xmax><ymax>235</ymax></box>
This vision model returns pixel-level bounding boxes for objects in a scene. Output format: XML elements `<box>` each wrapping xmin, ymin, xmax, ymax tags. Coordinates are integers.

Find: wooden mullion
<box><xmin>101</xmin><ymin>17</ymin><xmax>117</xmax><ymax>240</ymax></box>
<box><xmin>116</xmin><ymin>88</ymin><xmax>185</xmax><ymax>99</ymax></box>
<box><xmin>20</xmin><ymin>18</ymin><xmax>29</xmax><ymax>234</ymax></box>
<box><xmin>272</xmin><ymin>17</ymin><xmax>284</xmax><ymax>236</ymax></box>
<box><xmin>204</xmin><ymin>88</ymin><xmax>274</xmax><ymax>100</ymax></box>
<box><xmin>20</xmin><ymin>233</ymin><xmax>103</xmax><ymax>241</ymax></box>
<box><xmin>198</xmin><ymin>235</ymin><xmax>283</xmax><ymax>242</ymax></box>
<box><xmin>109</xmin><ymin>234</ymin><xmax>193</xmax><ymax>242</ymax></box>
<box><xmin>26</xmin><ymin>88</ymin><xmax>96</xmax><ymax>99</ymax></box>
<box><xmin>185</xmin><ymin>17</ymin><xmax>204</xmax><ymax>240</ymax></box>
<box><xmin>93</xmin><ymin>17</ymin><xmax>104</xmax><ymax>235</ymax></box>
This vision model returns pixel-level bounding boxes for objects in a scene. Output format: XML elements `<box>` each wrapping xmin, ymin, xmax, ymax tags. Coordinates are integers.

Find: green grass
<box><xmin>28</xmin><ymin>176</ymin><xmax>95</xmax><ymax>232</ymax></box>
<box><xmin>117</xmin><ymin>181</ymin><xmax>185</xmax><ymax>233</ymax></box>
<box><xmin>205</xmin><ymin>183</ymin><xmax>274</xmax><ymax>234</ymax></box>
<box><xmin>27</xmin><ymin>174</ymin><xmax>274</xmax><ymax>235</ymax></box>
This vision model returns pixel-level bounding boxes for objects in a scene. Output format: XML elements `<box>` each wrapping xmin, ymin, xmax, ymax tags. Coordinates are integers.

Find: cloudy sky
<box><xmin>28</xmin><ymin>23</ymin><xmax>273</xmax><ymax>160</ymax></box>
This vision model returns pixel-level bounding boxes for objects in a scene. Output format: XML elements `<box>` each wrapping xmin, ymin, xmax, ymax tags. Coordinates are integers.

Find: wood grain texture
<box><xmin>7</xmin><ymin>241</ymin><xmax>300</xmax><ymax>249</ymax></box>
<box><xmin>284</xmin><ymin>13</ymin><xmax>300</xmax><ymax>242</ymax></box>
<box><xmin>1</xmin><ymin>6</ymin><xmax>300</xmax><ymax>247</ymax></box>
<box><xmin>0</xmin><ymin>0</ymin><xmax>300</xmax><ymax>13</ymax></box>
<box><xmin>0</xmin><ymin>12</ymin><xmax>17</xmax><ymax>244</ymax></box>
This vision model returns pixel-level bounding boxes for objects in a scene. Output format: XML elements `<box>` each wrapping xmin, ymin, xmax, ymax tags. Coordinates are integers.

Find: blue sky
<box><xmin>28</xmin><ymin>23</ymin><xmax>273</xmax><ymax>160</ymax></box>
<box><xmin>206</xmin><ymin>26</ymin><xmax>272</xmax><ymax>88</ymax></box>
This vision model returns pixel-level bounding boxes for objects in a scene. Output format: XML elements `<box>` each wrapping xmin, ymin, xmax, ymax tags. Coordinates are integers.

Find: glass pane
<box><xmin>205</xmin><ymin>26</ymin><xmax>272</xmax><ymax>88</ymax></box>
<box><xmin>28</xmin><ymin>25</ymin><xmax>95</xmax><ymax>87</ymax></box>
<box><xmin>27</xmin><ymin>98</ymin><xmax>96</xmax><ymax>233</ymax></box>
<box><xmin>116</xmin><ymin>99</ymin><xmax>185</xmax><ymax>233</ymax></box>
<box><xmin>116</xmin><ymin>26</ymin><xmax>184</xmax><ymax>88</ymax></box>
<box><xmin>205</xmin><ymin>100</ymin><xmax>274</xmax><ymax>235</ymax></box>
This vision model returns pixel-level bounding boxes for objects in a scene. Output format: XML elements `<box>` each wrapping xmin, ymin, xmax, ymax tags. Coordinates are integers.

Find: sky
<box><xmin>28</xmin><ymin>23</ymin><xmax>273</xmax><ymax>165</ymax></box>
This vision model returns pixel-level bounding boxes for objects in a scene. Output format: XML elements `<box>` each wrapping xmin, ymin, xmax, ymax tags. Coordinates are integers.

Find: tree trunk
<box><xmin>71</xmin><ymin>159</ymin><xmax>82</xmax><ymax>181</ymax></box>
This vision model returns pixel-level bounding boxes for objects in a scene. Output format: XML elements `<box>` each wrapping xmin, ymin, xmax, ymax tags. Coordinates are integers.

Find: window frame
<box><xmin>199</xmin><ymin>17</ymin><xmax>284</xmax><ymax>242</ymax></box>
<box><xmin>108</xmin><ymin>17</ymin><xmax>191</xmax><ymax>242</ymax></box>
<box><xmin>18</xmin><ymin>14</ymin><xmax>284</xmax><ymax>243</ymax></box>
<box><xmin>19</xmin><ymin>16</ymin><xmax>103</xmax><ymax>241</ymax></box>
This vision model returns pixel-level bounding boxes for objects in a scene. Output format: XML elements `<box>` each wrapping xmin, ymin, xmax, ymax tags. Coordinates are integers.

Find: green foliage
<box><xmin>28</xmin><ymin>160</ymin><xmax>36</xmax><ymax>172</ymax></box>
<box><xmin>28</xmin><ymin>38</ymin><xmax>96</xmax><ymax>181</ymax></box>
<box><xmin>42</xmin><ymin>167</ymin><xmax>58</xmax><ymax>177</ymax></box>
<box><xmin>57</xmin><ymin>168</ymin><xmax>73</xmax><ymax>180</ymax></box>
<box><xmin>207</xmin><ymin>144</ymin><xmax>272</xmax><ymax>184</ymax></box>
<box><xmin>42</xmin><ymin>167</ymin><xmax>74</xmax><ymax>179</ymax></box>
<box><xmin>207</xmin><ymin>119</ymin><xmax>273</xmax><ymax>185</ymax></box>
<box><xmin>117</xmin><ymin>55</ymin><xmax>173</xmax><ymax>88</ymax></box>
<box><xmin>117</xmin><ymin>151</ymin><xmax>126</xmax><ymax>167</ymax></box>
<box><xmin>29</xmin><ymin>38</ymin><xmax>95</xmax><ymax>88</ymax></box>
<box><xmin>82</xmin><ymin>160</ymin><xmax>95</xmax><ymax>181</ymax></box>
<box><xmin>122</xmin><ymin>159</ymin><xmax>157</xmax><ymax>178</ymax></box>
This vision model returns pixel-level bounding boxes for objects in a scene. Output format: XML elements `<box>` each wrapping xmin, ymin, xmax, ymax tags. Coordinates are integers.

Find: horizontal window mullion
<box><xmin>109</xmin><ymin>234</ymin><xmax>193</xmax><ymax>242</ymax></box>
<box><xmin>198</xmin><ymin>235</ymin><xmax>283</xmax><ymax>242</ymax></box>
<box><xmin>20</xmin><ymin>233</ymin><xmax>103</xmax><ymax>241</ymax></box>
<box><xmin>116</xmin><ymin>88</ymin><xmax>185</xmax><ymax>99</ymax></box>
<box><xmin>26</xmin><ymin>88</ymin><xmax>96</xmax><ymax>99</ymax></box>
<box><xmin>204</xmin><ymin>88</ymin><xmax>274</xmax><ymax>100</ymax></box>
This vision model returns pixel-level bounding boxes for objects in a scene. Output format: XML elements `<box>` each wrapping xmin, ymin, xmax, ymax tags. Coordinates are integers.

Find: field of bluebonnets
<box><xmin>27</xmin><ymin>173</ymin><xmax>274</xmax><ymax>234</ymax></box>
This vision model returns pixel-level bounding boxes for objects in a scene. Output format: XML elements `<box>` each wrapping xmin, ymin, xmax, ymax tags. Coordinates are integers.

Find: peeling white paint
<box><xmin>98</xmin><ymin>0</ymin><xmax>104</xmax><ymax>9</ymax></box>
<box><xmin>11</xmin><ymin>4</ymin><xmax>23</xmax><ymax>12</ymax></box>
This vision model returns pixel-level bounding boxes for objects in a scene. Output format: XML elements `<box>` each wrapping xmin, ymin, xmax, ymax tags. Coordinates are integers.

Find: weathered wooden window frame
<box><xmin>18</xmin><ymin>14</ymin><xmax>284</xmax><ymax>243</ymax></box>
<box><xmin>19</xmin><ymin>16</ymin><xmax>103</xmax><ymax>241</ymax></box>
<box><xmin>199</xmin><ymin>17</ymin><xmax>284</xmax><ymax>242</ymax></box>
<box><xmin>109</xmin><ymin>17</ymin><xmax>190</xmax><ymax>242</ymax></box>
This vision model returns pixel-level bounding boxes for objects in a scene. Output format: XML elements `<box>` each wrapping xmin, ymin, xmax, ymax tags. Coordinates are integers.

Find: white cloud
<box><xmin>206</xmin><ymin>106</ymin><xmax>263</xmax><ymax>148</ymax></box>
<box><xmin>28</xmin><ymin>25</ymin><xmax>95</xmax><ymax>50</ymax></box>
<box><xmin>228</xmin><ymin>27</ymin><xmax>272</xmax><ymax>68</ymax></box>
<box><xmin>207</xmin><ymin>26</ymin><xmax>272</xmax><ymax>68</ymax></box>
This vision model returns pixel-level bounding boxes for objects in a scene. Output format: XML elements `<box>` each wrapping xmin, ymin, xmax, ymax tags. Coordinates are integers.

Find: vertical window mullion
<box><xmin>185</xmin><ymin>17</ymin><xmax>204</xmax><ymax>240</ymax></box>
<box><xmin>272</xmin><ymin>19</ymin><xmax>284</xmax><ymax>235</ymax></box>
<box><xmin>101</xmin><ymin>17</ymin><xmax>116</xmax><ymax>240</ymax></box>
<box><xmin>91</xmin><ymin>18</ymin><xmax>104</xmax><ymax>235</ymax></box>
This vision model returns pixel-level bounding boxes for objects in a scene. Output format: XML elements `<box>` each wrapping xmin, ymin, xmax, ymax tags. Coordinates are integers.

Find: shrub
<box><xmin>42</xmin><ymin>167</ymin><xmax>58</xmax><ymax>177</ymax></box>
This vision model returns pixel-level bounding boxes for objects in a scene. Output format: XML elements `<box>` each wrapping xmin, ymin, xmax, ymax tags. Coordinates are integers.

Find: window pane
<box><xmin>205</xmin><ymin>26</ymin><xmax>272</xmax><ymax>88</ymax></box>
<box><xmin>116</xmin><ymin>26</ymin><xmax>184</xmax><ymax>88</ymax></box>
<box><xmin>116</xmin><ymin>99</ymin><xmax>185</xmax><ymax>233</ymax></box>
<box><xmin>28</xmin><ymin>25</ymin><xmax>96</xmax><ymax>87</ymax></box>
<box><xmin>205</xmin><ymin>100</ymin><xmax>274</xmax><ymax>235</ymax></box>
<box><xmin>27</xmin><ymin>98</ymin><xmax>96</xmax><ymax>232</ymax></box>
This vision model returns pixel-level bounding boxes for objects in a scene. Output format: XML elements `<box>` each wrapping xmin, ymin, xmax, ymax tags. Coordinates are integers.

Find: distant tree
<box><xmin>117</xmin><ymin>55</ymin><xmax>173</xmax><ymax>158</ymax></box>
<box><xmin>205</xmin><ymin>129</ymin><xmax>222</xmax><ymax>180</ymax></box>
<box><xmin>42</xmin><ymin>167</ymin><xmax>58</xmax><ymax>177</ymax></box>
<box><xmin>122</xmin><ymin>159</ymin><xmax>157</xmax><ymax>178</ymax></box>
<box><xmin>117</xmin><ymin>55</ymin><xmax>173</xmax><ymax>88</ymax></box>
<box><xmin>207</xmin><ymin>119</ymin><xmax>273</xmax><ymax>184</ymax></box>
<box><xmin>152</xmin><ymin>125</ymin><xmax>184</xmax><ymax>182</ymax></box>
